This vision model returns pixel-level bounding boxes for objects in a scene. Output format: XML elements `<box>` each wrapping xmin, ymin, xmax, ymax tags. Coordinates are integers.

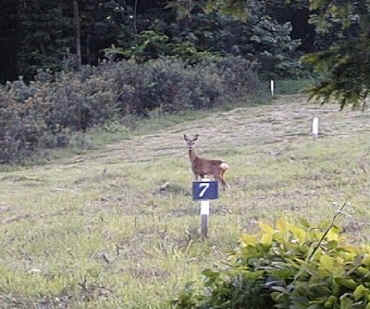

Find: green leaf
<box><xmin>324</xmin><ymin>295</ymin><xmax>337</xmax><ymax>308</ymax></box>
<box><xmin>353</xmin><ymin>285</ymin><xmax>370</xmax><ymax>301</ymax></box>
<box><xmin>326</xmin><ymin>228</ymin><xmax>340</xmax><ymax>242</ymax></box>
<box><xmin>335</xmin><ymin>278</ymin><xmax>357</xmax><ymax>290</ymax></box>
<box><xmin>240</xmin><ymin>234</ymin><xmax>257</xmax><ymax>246</ymax></box>
<box><xmin>259</xmin><ymin>222</ymin><xmax>275</xmax><ymax>245</ymax></box>
<box><xmin>363</xmin><ymin>254</ymin><xmax>370</xmax><ymax>267</ymax></box>
<box><xmin>319</xmin><ymin>255</ymin><xmax>336</xmax><ymax>273</ymax></box>
<box><xmin>340</xmin><ymin>295</ymin><xmax>353</xmax><ymax>309</ymax></box>
<box><xmin>290</xmin><ymin>224</ymin><xmax>307</xmax><ymax>243</ymax></box>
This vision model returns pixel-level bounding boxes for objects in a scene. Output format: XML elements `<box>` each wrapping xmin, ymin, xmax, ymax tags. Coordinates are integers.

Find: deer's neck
<box><xmin>188</xmin><ymin>148</ymin><xmax>197</xmax><ymax>162</ymax></box>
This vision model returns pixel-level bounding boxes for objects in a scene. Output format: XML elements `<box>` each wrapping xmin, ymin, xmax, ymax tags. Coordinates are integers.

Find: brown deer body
<box><xmin>184</xmin><ymin>134</ymin><xmax>229</xmax><ymax>189</ymax></box>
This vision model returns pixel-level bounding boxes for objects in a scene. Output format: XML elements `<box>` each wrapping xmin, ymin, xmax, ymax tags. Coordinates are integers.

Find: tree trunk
<box><xmin>0</xmin><ymin>0</ymin><xmax>19</xmax><ymax>82</ymax></box>
<box><xmin>73</xmin><ymin>0</ymin><xmax>82</xmax><ymax>70</ymax></box>
<box><xmin>86</xmin><ymin>0</ymin><xmax>98</xmax><ymax>65</ymax></box>
<box><xmin>134</xmin><ymin>0</ymin><xmax>138</xmax><ymax>34</ymax></box>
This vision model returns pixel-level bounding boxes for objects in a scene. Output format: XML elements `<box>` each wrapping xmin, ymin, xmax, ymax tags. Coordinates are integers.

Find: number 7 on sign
<box><xmin>199</xmin><ymin>183</ymin><xmax>210</xmax><ymax>198</ymax></box>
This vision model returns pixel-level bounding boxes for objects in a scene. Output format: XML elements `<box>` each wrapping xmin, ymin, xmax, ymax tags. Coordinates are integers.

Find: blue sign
<box><xmin>192</xmin><ymin>180</ymin><xmax>218</xmax><ymax>200</ymax></box>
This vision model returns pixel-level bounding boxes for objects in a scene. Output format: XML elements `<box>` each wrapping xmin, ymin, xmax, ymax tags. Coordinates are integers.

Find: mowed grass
<box><xmin>1</xmin><ymin>94</ymin><xmax>370</xmax><ymax>308</ymax></box>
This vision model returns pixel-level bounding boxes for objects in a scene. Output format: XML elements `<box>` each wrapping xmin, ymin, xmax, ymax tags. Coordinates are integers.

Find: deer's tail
<box><xmin>220</xmin><ymin>162</ymin><xmax>229</xmax><ymax>170</ymax></box>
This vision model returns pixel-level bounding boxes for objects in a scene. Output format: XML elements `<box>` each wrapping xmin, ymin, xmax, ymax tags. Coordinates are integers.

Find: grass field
<box><xmin>0</xmin><ymin>94</ymin><xmax>370</xmax><ymax>308</ymax></box>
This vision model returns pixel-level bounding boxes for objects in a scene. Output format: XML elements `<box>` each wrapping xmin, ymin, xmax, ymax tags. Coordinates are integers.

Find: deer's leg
<box><xmin>220</xmin><ymin>178</ymin><xmax>227</xmax><ymax>190</ymax></box>
<box><xmin>219</xmin><ymin>170</ymin><xmax>230</xmax><ymax>189</ymax></box>
<box><xmin>214</xmin><ymin>174</ymin><xmax>227</xmax><ymax>190</ymax></box>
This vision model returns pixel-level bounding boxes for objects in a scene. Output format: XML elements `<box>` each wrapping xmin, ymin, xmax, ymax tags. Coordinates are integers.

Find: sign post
<box><xmin>192</xmin><ymin>179</ymin><xmax>218</xmax><ymax>239</ymax></box>
<box><xmin>200</xmin><ymin>200</ymin><xmax>209</xmax><ymax>238</ymax></box>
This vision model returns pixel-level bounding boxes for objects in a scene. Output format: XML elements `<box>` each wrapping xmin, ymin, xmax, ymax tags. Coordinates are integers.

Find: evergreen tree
<box><xmin>303</xmin><ymin>0</ymin><xmax>370</xmax><ymax>108</ymax></box>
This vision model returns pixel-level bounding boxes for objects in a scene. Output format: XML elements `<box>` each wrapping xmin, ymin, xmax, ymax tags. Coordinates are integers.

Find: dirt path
<box><xmin>66</xmin><ymin>94</ymin><xmax>370</xmax><ymax>166</ymax></box>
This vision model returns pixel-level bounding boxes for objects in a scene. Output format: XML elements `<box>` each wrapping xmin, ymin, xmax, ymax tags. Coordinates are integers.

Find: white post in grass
<box><xmin>312</xmin><ymin>116</ymin><xmax>319</xmax><ymax>138</ymax></box>
<box><xmin>270</xmin><ymin>80</ymin><xmax>275</xmax><ymax>97</ymax></box>
<box><xmin>200</xmin><ymin>200</ymin><xmax>209</xmax><ymax>238</ymax></box>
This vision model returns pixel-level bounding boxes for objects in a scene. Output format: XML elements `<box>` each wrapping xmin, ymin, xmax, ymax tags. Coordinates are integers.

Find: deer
<box><xmin>184</xmin><ymin>134</ymin><xmax>229</xmax><ymax>189</ymax></box>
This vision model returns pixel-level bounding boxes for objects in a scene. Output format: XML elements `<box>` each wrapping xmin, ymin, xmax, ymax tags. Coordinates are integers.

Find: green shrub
<box><xmin>115</xmin><ymin>56</ymin><xmax>261</xmax><ymax>114</ymax></box>
<box><xmin>0</xmin><ymin>56</ymin><xmax>265</xmax><ymax>163</ymax></box>
<box><xmin>0</xmin><ymin>92</ymin><xmax>46</xmax><ymax>163</ymax></box>
<box><xmin>171</xmin><ymin>219</ymin><xmax>370</xmax><ymax>309</ymax></box>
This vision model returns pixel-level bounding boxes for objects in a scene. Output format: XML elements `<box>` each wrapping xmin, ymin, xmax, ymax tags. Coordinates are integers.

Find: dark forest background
<box><xmin>0</xmin><ymin>0</ymin><xmax>321</xmax><ymax>83</ymax></box>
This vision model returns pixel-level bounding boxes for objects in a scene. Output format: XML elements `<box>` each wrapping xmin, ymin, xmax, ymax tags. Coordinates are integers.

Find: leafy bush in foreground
<box><xmin>171</xmin><ymin>219</ymin><xmax>370</xmax><ymax>309</ymax></box>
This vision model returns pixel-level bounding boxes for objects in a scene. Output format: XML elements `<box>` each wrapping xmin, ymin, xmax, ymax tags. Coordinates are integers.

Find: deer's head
<box><xmin>184</xmin><ymin>134</ymin><xmax>199</xmax><ymax>150</ymax></box>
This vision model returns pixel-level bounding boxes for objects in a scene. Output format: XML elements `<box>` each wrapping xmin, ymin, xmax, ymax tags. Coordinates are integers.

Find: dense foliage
<box><xmin>303</xmin><ymin>0</ymin><xmax>370</xmax><ymax>109</ymax></box>
<box><xmin>172</xmin><ymin>219</ymin><xmax>370</xmax><ymax>309</ymax></box>
<box><xmin>206</xmin><ymin>0</ymin><xmax>370</xmax><ymax>107</ymax></box>
<box><xmin>108</xmin><ymin>1</ymin><xmax>302</xmax><ymax>79</ymax></box>
<box><xmin>1</xmin><ymin>0</ymin><xmax>368</xmax><ymax>106</ymax></box>
<box><xmin>0</xmin><ymin>56</ymin><xmax>264</xmax><ymax>163</ymax></box>
<box><xmin>0</xmin><ymin>0</ymin><xmax>308</xmax><ymax>82</ymax></box>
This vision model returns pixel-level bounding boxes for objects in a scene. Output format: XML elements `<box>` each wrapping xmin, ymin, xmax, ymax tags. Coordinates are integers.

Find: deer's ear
<box><xmin>193</xmin><ymin>134</ymin><xmax>199</xmax><ymax>141</ymax></box>
<box><xmin>184</xmin><ymin>134</ymin><xmax>188</xmax><ymax>141</ymax></box>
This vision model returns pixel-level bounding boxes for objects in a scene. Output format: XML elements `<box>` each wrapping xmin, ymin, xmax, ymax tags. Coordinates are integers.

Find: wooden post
<box><xmin>312</xmin><ymin>116</ymin><xmax>319</xmax><ymax>138</ymax></box>
<box><xmin>200</xmin><ymin>200</ymin><xmax>209</xmax><ymax>238</ymax></box>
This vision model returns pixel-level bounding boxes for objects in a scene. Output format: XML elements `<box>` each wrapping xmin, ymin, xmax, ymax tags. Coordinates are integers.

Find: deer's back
<box><xmin>192</xmin><ymin>157</ymin><xmax>225</xmax><ymax>175</ymax></box>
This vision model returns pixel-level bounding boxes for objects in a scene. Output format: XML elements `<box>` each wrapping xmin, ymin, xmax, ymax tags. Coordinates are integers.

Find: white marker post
<box><xmin>312</xmin><ymin>116</ymin><xmax>319</xmax><ymax>138</ymax></box>
<box><xmin>192</xmin><ymin>178</ymin><xmax>218</xmax><ymax>239</ymax></box>
<box><xmin>200</xmin><ymin>200</ymin><xmax>210</xmax><ymax>238</ymax></box>
<box><xmin>270</xmin><ymin>80</ymin><xmax>275</xmax><ymax>97</ymax></box>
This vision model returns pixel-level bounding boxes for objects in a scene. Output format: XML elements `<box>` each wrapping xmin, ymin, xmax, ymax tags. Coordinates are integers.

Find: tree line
<box><xmin>0</xmin><ymin>0</ymin><xmax>369</xmax><ymax>106</ymax></box>
<box><xmin>0</xmin><ymin>0</ymin><xmax>317</xmax><ymax>81</ymax></box>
